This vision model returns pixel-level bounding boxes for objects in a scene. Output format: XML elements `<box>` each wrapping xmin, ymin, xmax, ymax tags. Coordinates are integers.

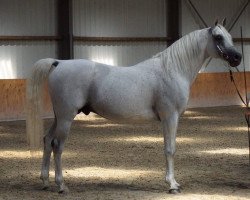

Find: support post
<box><xmin>57</xmin><ymin>0</ymin><xmax>73</xmax><ymax>59</ymax></box>
<box><xmin>166</xmin><ymin>0</ymin><xmax>180</xmax><ymax>46</ymax></box>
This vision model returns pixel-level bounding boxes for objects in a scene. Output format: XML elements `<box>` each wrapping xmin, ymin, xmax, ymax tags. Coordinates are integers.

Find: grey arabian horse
<box><xmin>26</xmin><ymin>22</ymin><xmax>241</xmax><ymax>194</ymax></box>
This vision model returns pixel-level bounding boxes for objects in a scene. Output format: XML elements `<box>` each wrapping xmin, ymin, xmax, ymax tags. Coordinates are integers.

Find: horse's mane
<box><xmin>153</xmin><ymin>29</ymin><xmax>205</xmax><ymax>74</ymax></box>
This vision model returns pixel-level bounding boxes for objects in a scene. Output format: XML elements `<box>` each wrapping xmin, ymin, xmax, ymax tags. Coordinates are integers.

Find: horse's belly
<box><xmin>92</xmin><ymin>102</ymin><xmax>158</xmax><ymax>123</ymax></box>
<box><xmin>96</xmin><ymin>109</ymin><xmax>158</xmax><ymax>123</ymax></box>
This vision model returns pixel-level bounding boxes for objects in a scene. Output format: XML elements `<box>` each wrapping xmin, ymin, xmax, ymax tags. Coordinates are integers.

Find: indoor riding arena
<box><xmin>0</xmin><ymin>0</ymin><xmax>250</xmax><ymax>200</ymax></box>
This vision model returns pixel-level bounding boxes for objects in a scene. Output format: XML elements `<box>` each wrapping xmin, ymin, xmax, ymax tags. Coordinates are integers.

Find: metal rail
<box><xmin>1</xmin><ymin>36</ymin><xmax>249</xmax><ymax>43</ymax></box>
<box><xmin>74</xmin><ymin>36</ymin><xmax>172</xmax><ymax>42</ymax></box>
<box><xmin>0</xmin><ymin>36</ymin><xmax>62</xmax><ymax>41</ymax></box>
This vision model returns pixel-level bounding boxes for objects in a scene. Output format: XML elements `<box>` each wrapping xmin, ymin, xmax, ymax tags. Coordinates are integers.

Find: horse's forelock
<box><xmin>213</xmin><ymin>25</ymin><xmax>232</xmax><ymax>43</ymax></box>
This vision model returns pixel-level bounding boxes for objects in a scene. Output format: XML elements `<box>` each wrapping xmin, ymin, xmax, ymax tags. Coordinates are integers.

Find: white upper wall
<box><xmin>73</xmin><ymin>0</ymin><xmax>166</xmax><ymax>37</ymax></box>
<box><xmin>0</xmin><ymin>0</ymin><xmax>57</xmax><ymax>79</ymax></box>
<box><xmin>74</xmin><ymin>41</ymin><xmax>167</xmax><ymax>67</ymax></box>
<box><xmin>73</xmin><ymin>0</ymin><xmax>167</xmax><ymax>66</ymax></box>
<box><xmin>0</xmin><ymin>0</ymin><xmax>57</xmax><ymax>35</ymax></box>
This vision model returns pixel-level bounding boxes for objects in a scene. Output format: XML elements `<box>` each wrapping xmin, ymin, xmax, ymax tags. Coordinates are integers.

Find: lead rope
<box><xmin>230</xmin><ymin>26</ymin><xmax>250</xmax><ymax>165</ymax></box>
<box><xmin>229</xmin><ymin>70</ymin><xmax>247</xmax><ymax>106</ymax></box>
<box><xmin>229</xmin><ymin>66</ymin><xmax>250</xmax><ymax>166</ymax></box>
<box><xmin>241</xmin><ymin>25</ymin><xmax>250</xmax><ymax>166</ymax></box>
<box><xmin>229</xmin><ymin>26</ymin><xmax>250</xmax><ymax>165</ymax></box>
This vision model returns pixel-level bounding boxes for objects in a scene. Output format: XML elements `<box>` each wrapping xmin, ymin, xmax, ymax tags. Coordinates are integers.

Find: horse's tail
<box><xmin>26</xmin><ymin>58</ymin><xmax>56</xmax><ymax>151</ymax></box>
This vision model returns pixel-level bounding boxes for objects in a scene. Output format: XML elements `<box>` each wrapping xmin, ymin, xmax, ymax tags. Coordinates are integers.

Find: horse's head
<box><xmin>207</xmin><ymin>19</ymin><xmax>242</xmax><ymax>67</ymax></box>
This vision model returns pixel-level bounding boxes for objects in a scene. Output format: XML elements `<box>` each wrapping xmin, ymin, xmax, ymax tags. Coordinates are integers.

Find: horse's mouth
<box><xmin>216</xmin><ymin>45</ymin><xmax>241</xmax><ymax>67</ymax></box>
<box><xmin>229</xmin><ymin>59</ymin><xmax>241</xmax><ymax>67</ymax></box>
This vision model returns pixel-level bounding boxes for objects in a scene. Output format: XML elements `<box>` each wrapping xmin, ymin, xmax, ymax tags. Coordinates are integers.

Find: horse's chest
<box><xmin>158</xmin><ymin>79</ymin><xmax>190</xmax><ymax>112</ymax></box>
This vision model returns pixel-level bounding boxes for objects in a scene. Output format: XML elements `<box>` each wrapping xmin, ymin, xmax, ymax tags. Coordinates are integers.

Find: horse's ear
<box><xmin>222</xmin><ymin>18</ymin><xmax>226</xmax><ymax>26</ymax></box>
<box><xmin>214</xmin><ymin>19</ymin><xmax>219</xmax><ymax>26</ymax></box>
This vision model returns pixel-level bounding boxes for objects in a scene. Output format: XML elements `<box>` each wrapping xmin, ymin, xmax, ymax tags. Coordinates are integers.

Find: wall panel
<box><xmin>73</xmin><ymin>0</ymin><xmax>166</xmax><ymax>37</ymax></box>
<box><xmin>74</xmin><ymin>41</ymin><xmax>167</xmax><ymax>66</ymax></box>
<box><xmin>0</xmin><ymin>80</ymin><xmax>52</xmax><ymax>121</ymax></box>
<box><xmin>0</xmin><ymin>41</ymin><xmax>57</xmax><ymax>79</ymax></box>
<box><xmin>73</xmin><ymin>0</ymin><xmax>167</xmax><ymax>66</ymax></box>
<box><xmin>0</xmin><ymin>0</ymin><xmax>58</xmax><ymax>79</ymax></box>
<box><xmin>0</xmin><ymin>0</ymin><xmax>57</xmax><ymax>36</ymax></box>
<box><xmin>189</xmin><ymin>72</ymin><xmax>250</xmax><ymax>107</ymax></box>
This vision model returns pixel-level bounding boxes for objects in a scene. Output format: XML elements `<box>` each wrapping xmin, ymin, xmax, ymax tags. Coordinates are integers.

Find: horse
<box><xmin>26</xmin><ymin>22</ymin><xmax>241</xmax><ymax>194</ymax></box>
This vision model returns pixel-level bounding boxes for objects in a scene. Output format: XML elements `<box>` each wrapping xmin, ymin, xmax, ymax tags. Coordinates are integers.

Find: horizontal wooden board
<box><xmin>189</xmin><ymin>72</ymin><xmax>250</xmax><ymax>107</ymax></box>
<box><xmin>0</xmin><ymin>79</ymin><xmax>52</xmax><ymax>121</ymax></box>
<box><xmin>0</xmin><ymin>72</ymin><xmax>249</xmax><ymax>121</ymax></box>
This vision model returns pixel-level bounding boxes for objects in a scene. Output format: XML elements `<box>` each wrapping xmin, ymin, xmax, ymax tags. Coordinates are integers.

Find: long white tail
<box><xmin>26</xmin><ymin>58</ymin><xmax>56</xmax><ymax>150</ymax></box>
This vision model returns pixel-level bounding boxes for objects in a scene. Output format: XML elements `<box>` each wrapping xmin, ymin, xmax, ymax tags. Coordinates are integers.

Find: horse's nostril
<box><xmin>234</xmin><ymin>54</ymin><xmax>241</xmax><ymax>61</ymax></box>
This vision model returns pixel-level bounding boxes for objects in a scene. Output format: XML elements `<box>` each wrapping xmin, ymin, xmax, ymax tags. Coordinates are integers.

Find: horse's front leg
<box><xmin>162</xmin><ymin>112</ymin><xmax>181</xmax><ymax>194</ymax></box>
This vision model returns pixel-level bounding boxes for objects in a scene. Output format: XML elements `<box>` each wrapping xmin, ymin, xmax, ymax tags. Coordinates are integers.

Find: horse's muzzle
<box><xmin>228</xmin><ymin>51</ymin><xmax>242</xmax><ymax>67</ymax></box>
<box><xmin>217</xmin><ymin>45</ymin><xmax>242</xmax><ymax>67</ymax></box>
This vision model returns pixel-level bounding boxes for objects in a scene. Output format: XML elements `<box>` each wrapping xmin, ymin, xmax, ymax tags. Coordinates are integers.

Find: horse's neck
<box><xmin>165</xmin><ymin>29</ymin><xmax>209</xmax><ymax>85</ymax></box>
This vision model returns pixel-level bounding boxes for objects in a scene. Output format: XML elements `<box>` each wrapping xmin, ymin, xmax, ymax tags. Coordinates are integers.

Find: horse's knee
<box><xmin>164</xmin><ymin>147</ymin><xmax>176</xmax><ymax>157</ymax></box>
<box><xmin>164</xmin><ymin>140</ymin><xmax>176</xmax><ymax>156</ymax></box>
<box><xmin>43</xmin><ymin>135</ymin><xmax>53</xmax><ymax>150</ymax></box>
<box><xmin>52</xmin><ymin>138</ymin><xmax>66</xmax><ymax>154</ymax></box>
<box><xmin>43</xmin><ymin>121</ymin><xmax>56</xmax><ymax>147</ymax></box>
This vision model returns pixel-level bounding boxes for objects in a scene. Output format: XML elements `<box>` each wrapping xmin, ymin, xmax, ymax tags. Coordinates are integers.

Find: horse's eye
<box><xmin>214</xmin><ymin>35</ymin><xmax>223</xmax><ymax>41</ymax></box>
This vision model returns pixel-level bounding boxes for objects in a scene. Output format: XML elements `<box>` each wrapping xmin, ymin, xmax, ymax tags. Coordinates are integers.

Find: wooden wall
<box><xmin>0</xmin><ymin>72</ymin><xmax>249</xmax><ymax>121</ymax></box>
<box><xmin>189</xmin><ymin>72</ymin><xmax>250</xmax><ymax>107</ymax></box>
<box><xmin>0</xmin><ymin>79</ymin><xmax>52</xmax><ymax>121</ymax></box>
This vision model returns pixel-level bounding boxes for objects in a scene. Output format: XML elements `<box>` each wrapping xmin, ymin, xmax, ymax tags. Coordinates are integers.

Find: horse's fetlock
<box><xmin>55</xmin><ymin>176</ymin><xmax>63</xmax><ymax>186</ymax></box>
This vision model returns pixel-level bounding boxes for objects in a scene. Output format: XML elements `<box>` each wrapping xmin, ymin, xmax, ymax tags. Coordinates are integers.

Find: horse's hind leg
<box><xmin>52</xmin><ymin>116</ymin><xmax>74</xmax><ymax>193</ymax></box>
<box><xmin>40</xmin><ymin>118</ymin><xmax>57</xmax><ymax>189</ymax></box>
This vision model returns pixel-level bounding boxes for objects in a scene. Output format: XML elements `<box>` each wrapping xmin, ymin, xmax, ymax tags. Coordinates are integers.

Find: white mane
<box><xmin>153</xmin><ymin>29</ymin><xmax>208</xmax><ymax>81</ymax></box>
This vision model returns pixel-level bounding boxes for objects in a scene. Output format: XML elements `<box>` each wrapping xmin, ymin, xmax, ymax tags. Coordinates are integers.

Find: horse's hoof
<box><xmin>58</xmin><ymin>186</ymin><xmax>69</xmax><ymax>194</ymax></box>
<box><xmin>42</xmin><ymin>186</ymin><xmax>49</xmax><ymax>190</ymax></box>
<box><xmin>41</xmin><ymin>179</ymin><xmax>49</xmax><ymax>190</ymax></box>
<box><xmin>169</xmin><ymin>188</ymin><xmax>181</xmax><ymax>194</ymax></box>
<box><xmin>58</xmin><ymin>189</ymin><xmax>68</xmax><ymax>194</ymax></box>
